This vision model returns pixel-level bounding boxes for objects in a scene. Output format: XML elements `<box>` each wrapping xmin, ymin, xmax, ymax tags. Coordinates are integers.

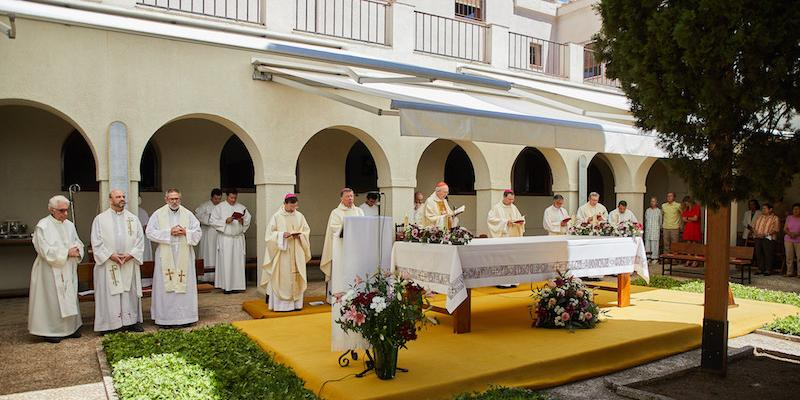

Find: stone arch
<box><xmin>588</xmin><ymin>153</ymin><xmax>617</xmax><ymax>208</ymax></box>
<box><xmin>511</xmin><ymin>147</ymin><xmax>554</xmax><ymax>196</ymax></box>
<box><xmin>0</xmin><ymin>98</ymin><xmax>99</xmax><ymax>176</ymax></box>
<box><xmin>134</xmin><ymin>113</ymin><xmax>264</xmax><ymax>185</ymax></box>
<box><xmin>413</xmin><ymin>139</ymin><xmax>491</xmax><ymax>192</ymax></box>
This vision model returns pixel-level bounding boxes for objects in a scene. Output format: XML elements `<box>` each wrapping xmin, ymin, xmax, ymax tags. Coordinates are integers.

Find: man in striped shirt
<box><xmin>753</xmin><ymin>203</ymin><xmax>780</xmax><ymax>276</ymax></box>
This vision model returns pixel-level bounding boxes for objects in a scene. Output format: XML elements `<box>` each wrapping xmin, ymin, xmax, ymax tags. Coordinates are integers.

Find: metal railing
<box><xmin>414</xmin><ymin>11</ymin><xmax>487</xmax><ymax>63</ymax></box>
<box><xmin>136</xmin><ymin>0</ymin><xmax>263</xmax><ymax>24</ymax></box>
<box><xmin>295</xmin><ymin>0</ymin><xmax>388</xmax><ymax>45</ymax></box>
<box><xmin>582</xmin><ymin>48</ymin><xmax>620</xmax><ymax>88</ymax></box>
<box><xmin>508</xmin><ymin>32</ymin><xmax>568</xmax><ymax>78</ymax></box>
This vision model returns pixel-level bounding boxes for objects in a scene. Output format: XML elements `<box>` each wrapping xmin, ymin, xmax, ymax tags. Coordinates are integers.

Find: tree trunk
<box><xmin>701</xmin><ymin>205</ymin><xmax>730</xmax><ymax>375</ymax></box>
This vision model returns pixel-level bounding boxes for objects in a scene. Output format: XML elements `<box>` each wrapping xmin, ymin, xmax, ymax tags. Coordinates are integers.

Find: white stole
<box><xmin>98</xmin><ymin>210</ymin><xmax>141</xmax><ymax>297</ymax></box>
<box><xmin>156</xmin><ymin>205</ymin><xmax>191</xmax><ymax>293</ymax></box>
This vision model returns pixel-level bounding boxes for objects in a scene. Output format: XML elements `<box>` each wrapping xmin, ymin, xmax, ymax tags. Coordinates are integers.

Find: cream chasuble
<box><xmin>320</xmin><ymin>203</ymin><xmax>364</xmax><ymax>283</ymax></box>
<box><xmin>487</xmin><ymin>202</ymin><xmax>525</xmax><ymax>238</ymax></box>
<box><xmin>422</xmin><ymin>193</ymin><xmax>455</xmax><ymax>229</ymax></box>
<box><xmin>261</xmin><ymin>206</ymin><xmax>311</xmax><ymax>311</ymax></box>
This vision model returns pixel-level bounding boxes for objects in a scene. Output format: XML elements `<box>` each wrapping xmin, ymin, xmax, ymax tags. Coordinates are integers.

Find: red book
<box><xmin>231</xmin><ymin>211</ymin><xmax>245</xmax><ymax>220</ymax></box>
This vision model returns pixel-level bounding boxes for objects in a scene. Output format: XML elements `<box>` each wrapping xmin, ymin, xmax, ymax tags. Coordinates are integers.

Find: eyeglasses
<box><xmin>55</xmin><ymin>208</ymin><xmax>69</xmax><ymax>213</ymax></box>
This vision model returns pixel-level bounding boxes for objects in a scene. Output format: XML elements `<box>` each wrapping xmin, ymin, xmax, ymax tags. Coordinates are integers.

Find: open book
<box><xmin>513</xmin><ymin>216</ymin><xmax>526</xmax><ymax>224</ymax></box>
<box><xmin>453</xmin><ymin>205</ymin><xmax>466</xmax><ymax>217</ymax></box>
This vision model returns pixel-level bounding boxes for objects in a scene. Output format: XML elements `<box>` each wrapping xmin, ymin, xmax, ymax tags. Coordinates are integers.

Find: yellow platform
<box><xmin>233</xmin><ymin>287</ymin><xmax>798</xmax><ymax>400</ymax></box>
<box><xmin>242</xmin><ymin>296</ymin><xmax>330</xmax><ymax>319</ymax></box>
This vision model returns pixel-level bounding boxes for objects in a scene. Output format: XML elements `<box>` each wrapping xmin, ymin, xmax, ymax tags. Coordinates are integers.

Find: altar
<box><xmin>391</xmin><ymin>235</ymin><xmax>649</xmax><ymax>333</ymax></box>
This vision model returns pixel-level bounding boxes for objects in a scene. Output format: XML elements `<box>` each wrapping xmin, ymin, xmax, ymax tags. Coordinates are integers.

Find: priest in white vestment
<box><xmin>487</xmin><ymin>190</ymin><xmax>525</xmax><ymax>238</ymax></box>
<box><xmin>405</xmin><ymin>191</ymin><xmax>425</xmax><ymax>226</ymax></box>
<box><xmin>543</xmin><ymin>194</ymin><xmax>571</xmax><ymax>235</ymax></box>
<box><xmin>608</xmin><ymin>200</ymin><xmax>639</xmax><ymax>225</ymax></box>
<box><xmin>28</xmin><ymin>195</ymin><xmax>84</xmax><ymax>342</ymax></box>
<box><xmin>194</xmin><ymin>188</ymin><xmax>222</xmax><ymax>282</ymax></box>
<box><xmin>358</xmin><ymin>192</ymin><xmax>380</xmax><ymax>216</ymax></box>
<box><xmin>137</xmin><ymin>197</ymin><xmax>153</xmax><ymax>262</ymax></box>
<box><xmin>146</xmin><ymin>189</ymin><xmax>202</xmax><ymax>327</ymax></box>
<box><xmin>422</xmin><ymin>182</ymin><xmax>458</xmax><ymax>230</ymax></box>
<box><xmin>321</xmin><ymin>188</ymin><xmax>364</xmax><ymax>302</ymax></box>
<box><xmin>576</xmin><ymin>192</ymin><xmax>609</xmax><ymax>225</ymax></box>
<box><xmin>210</xmin><ymin>189</ymin><xmax>251</xmax><ymax>293</ymax></box>
<box><xmin>91</xmin><ymin>189</ymin><xmax>145</xmax><ymax>333</ymax></box>
<box><xmin>261</xmin><ymin>194</ymin><xmax>311</xmax><ymax>311</ymax></box>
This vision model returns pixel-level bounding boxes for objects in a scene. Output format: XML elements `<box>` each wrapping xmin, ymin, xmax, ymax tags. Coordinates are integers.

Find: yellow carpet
<box><xmin>233</xmin><ymin>288</ymin><xmax>798</xmax><ymax>400</ymax></box>
<box><xmin>242</xmin><ymin>296</ymin><xmax>330</xmax><ymax>319</ymax></box>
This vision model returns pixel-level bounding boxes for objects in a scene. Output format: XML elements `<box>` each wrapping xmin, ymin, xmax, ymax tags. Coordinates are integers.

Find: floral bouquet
<box><xmin>567</xmin><ymin>221</ymin><xmax>594</xmax><ymax>236</ymax></box>
<box><xmin>403</xmin><ymin>224</ymin><xmax>424</xmax><ymax>242</ymax></box>
<box><xmin>592</xmin><ymin>221</ymin><xmax>616</xmax><ymax>236</ymax></box>
<box><xmin>423</xmin><ymin>226</ymin><xmax>444</xmax><ymax>243</ymax></box>
<box><xmin>615</xmin><ymin>221</ymin><xmax>643</xmax><ymax>237</ymax></box>
<box><xmin>335</xmin><ymin>270</ymin><xmax>429</xmax><ymax>379</ymax></box>
<box><xmin>443</xmin><ymin>226</ymin><xmax>474</xmax><ymax>245</ymax></box>
<box><xmin>529</xmin><ymin>270</ymin><xmax>601</xmax><ymax>331</ymax></box>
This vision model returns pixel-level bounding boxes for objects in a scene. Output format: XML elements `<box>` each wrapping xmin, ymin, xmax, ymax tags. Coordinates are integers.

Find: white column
<box><xmin>379</xmin><ymin>185</ymin><xmax>415</xmax><ymax>224</ymax></box>
<box><xmin>729</xmin><ymin>201</ymin><xmax>739</xmax><ymax>246</ymax></box>
<box><xmin>389</xmin><ymin>2</ymin><xmax>415</xmax><ymax>55</ymax></box>
<box><xmin>487</xmin><ymin>24</ymin><xmax>510</xmax><ymax>69</ymax></box>
<box><xmin>255</xmin><ymin>182</ymin><xmax>295</xmax><ymax>296</ymax></box>
<box><xmin>568</xmin><ymin>43</ymin><xmax>585</xmax><ymax>84</ymax></box>
<box><xmin>616</xmin><ymin>192</ymin><xmax>645</xmax><ymax>222</ymax></box>
<box><xmin>476</xmin><ymin>188</ymin><xmax>503</xmax><ymax>236</ymax></box>
<box><xmin>108</xmin><ymin>121</ymin><xmax>130</xmax><ymax>208</ymax></box>
<box><xmin>577</xmin><ymin>153</ymin><xmax>589</xmax><ymax>212</ymax></box>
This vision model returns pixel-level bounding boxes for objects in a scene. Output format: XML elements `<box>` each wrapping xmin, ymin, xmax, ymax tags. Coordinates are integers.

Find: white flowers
<box><xmin>342</xmin><ymin>289</ymin><xmax>356</xmax><ymax>303</ymax></box>
<box><xmin>370</xmin><ymin>296</ymin><xmax>387</xmax><ymax>314</ymax></box>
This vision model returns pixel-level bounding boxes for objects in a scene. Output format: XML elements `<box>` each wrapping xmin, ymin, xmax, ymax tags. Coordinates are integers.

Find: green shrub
<box><xmin>453</xmin><ymin>386</ymin><xmax>548</xmax><ymax>400</ymax></box>
<box><xmin>762</xmin><ymin>315</ymin><xmax>800</xmax><ymax>336</ymax></box>
<box><xmin>103</xmin><ymin>324</ymin><xmax>315</xmax><ymax>400</ymax></box>
<box><xmin>112</xmin><ymin>353</ymin><xmax>220</xmax><ymax>400</ymax></box>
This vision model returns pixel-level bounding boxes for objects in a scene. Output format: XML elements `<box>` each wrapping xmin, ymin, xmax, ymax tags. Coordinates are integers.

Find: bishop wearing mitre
<box><xmin>320</xmin><ymin>188</ymin><xmax>363</xmax><ymax>302</ymax></box>
<box><xmin>422</xmin><ymin>182</ymin><xmax>459</xmax><ymax>229</ymax></box>
<box><xmin>487</xmin><ymin>190</ymin><xmax>525</xmax><ymax>238</ymax></box>
<box><xmin>261</xmin><ymin>194</ymin><xmax>311</xmax><ymax>312</ymax></box>
<box><xmin>91</xmin><ymin>189</ymin><xmax>145</xmax><ymax>333</ymax></box>
<box><xmin>28</xmin><ymin>195</ymin><xmax>84</xmax><ymax>342</ymax></box>
<box><xmin>146</xmin><ymin>188</ymin><xmax>202</xmax><ymax>328</ymax></box>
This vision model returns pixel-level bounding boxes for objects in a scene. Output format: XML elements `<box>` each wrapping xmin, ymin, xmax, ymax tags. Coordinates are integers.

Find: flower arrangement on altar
<box><xmin>592</xmin><ymin>221</ymin><xmax>617</xmax><ymax>236</ymax></box>
<box><xmin>567</xmin><ymin>220</ymin><xmax>643</xmax><ymax>237</ymax></box>
<box><xmin>335</xmin><ymin>270</ymin><xmax>430</xmax><ymax>379</ymax></box>
<box><xmin>615</xmin><ymin>221</ymin><xmax>644</xmax><ymax>237</ymax></box>
<box><xmin>529</xmin><ymin>270</ymin><xmax>602</xmax><ymax>331</ymax></box>
<box><xmin>403</xmin><ymin>224</ymin><xmax>474</xmax><ymax>245</ymax></box>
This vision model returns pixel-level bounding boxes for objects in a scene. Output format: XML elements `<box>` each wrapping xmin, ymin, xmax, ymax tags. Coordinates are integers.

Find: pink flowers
<box><xmin>561</xmin><ymin>312</ymin><xmax>571</xmax><ymax>321</ymax></box>
<box><xmin>531</xmin><ymin>270</ymin><xmax>603</xmax><ymax>331</ymax></box>
<box><xmin>343</xmin><ymin>306</ymin><xmax>366</xmax><ymax>326</ymax></box>
<box><xmin>584</xmin><ymin>312</ymin><xmax>594</xmax><ymax>321</ymax></box>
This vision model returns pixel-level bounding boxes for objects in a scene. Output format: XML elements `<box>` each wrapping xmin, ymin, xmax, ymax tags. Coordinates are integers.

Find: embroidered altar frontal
<box><xmin>233</xmin><ymin>286</ymin><xmax>798</xmax><ymax>400</ymax></box>
<box><xmin>391</xmin><ymin>235</ymin><xmax>649</xmax><ymax>313</ymax></box>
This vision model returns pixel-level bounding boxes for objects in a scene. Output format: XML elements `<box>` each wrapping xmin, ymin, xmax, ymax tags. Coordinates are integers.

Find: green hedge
<box><xmin>631</xmin><ymin>275</ymin><xmax>800</xmax><ymax>336</ymax></box>
<box><xmin>453</xmin><ymin>386</ymin><xmax>549</xmax><ymax>400</ymax></box>
<box><xmin>762</xmin><ymin>315</ymin><xmax>800</xmax><ymax>336</ymax></box>
<box><xmin>112</xmin><ymin>353</ymin><xmax>220</xmax><ymax>400</ymax></box>
<box><xmin>103</xmin><ymin>324</ymin><xmax>316</xmax><ymax>400</ymax></box>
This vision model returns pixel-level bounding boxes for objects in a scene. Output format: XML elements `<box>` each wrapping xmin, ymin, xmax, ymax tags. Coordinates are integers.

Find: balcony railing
<box><xmin>414</xmin><ymin>11</ymin><xmax>487</xmax><ymax>63</ymax></box>
<box><xmin>295</xmin><ymin>0</ymin><xmax>388</xmax><ymax>45</ymax></box>
<box><xmin>582</xmin><ymin>48</ymin><xmax>620</xmax><ymax>88</ymax></box>
<box><xmin>137</xmin><ymin>0</ymin><xmax>263</xmax><ymax>24</ymax></box>
<box><xmin>508</xmin><ymin>33</ymin><xmax>568</xmax><ymax>79</ymax></box>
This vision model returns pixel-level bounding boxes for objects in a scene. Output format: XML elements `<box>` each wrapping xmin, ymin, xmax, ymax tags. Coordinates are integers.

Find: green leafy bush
<box><xmin>103</xmin><ymin>324</ymin><xmax>315</xmax><ymax>400</ymax></box>
<box><xmin>762</xmin><ymin>315</ymin><xmax>800</xmax><ymax>336</ymax></box>
<box><xmin>632</xmin><ymin>276</ymin><xmax>800</xmax><ymax>307</ymax></box>
<box><xmin>112</xmin><ymin>353</ymin><xmax>220</xmax><ymax>400</ymax></box>
<box><xmin>453</xmin><ymin>386</ymin><xmax>548</xmax><ymax>400</ymax></box>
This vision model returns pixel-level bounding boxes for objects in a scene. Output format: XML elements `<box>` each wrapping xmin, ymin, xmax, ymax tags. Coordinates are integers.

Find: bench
<box><xmin>77</xmin><ymin>259</ymin><xmax>214</xmax><ymax>302</ymax></box>
<box><xmin>660</xmin><ymin>243</ymin><xmax>754</xmax><ymax>284</ymax></box>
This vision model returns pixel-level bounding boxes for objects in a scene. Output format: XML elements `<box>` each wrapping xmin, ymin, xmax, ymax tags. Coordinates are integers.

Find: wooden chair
<box><xmin>729</xmin><ymin>246</ymin><xmax>754</xmax><ymax>284</ymax></box>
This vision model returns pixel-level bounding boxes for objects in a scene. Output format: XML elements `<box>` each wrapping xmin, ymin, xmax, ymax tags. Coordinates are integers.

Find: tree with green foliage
<box><xmin>594</xmin><ymin>0</ymin><xmax>800</xmax><ymax>374</ymax></box>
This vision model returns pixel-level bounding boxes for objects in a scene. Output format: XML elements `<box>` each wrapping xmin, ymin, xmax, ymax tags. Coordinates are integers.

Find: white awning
<box><xmin>256</xmin><ymin>62</ymin><xmax>666</xmax><ymax>157</ymax></box>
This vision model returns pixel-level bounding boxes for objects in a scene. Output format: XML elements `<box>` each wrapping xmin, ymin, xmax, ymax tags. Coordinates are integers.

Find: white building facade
<box><xmin>2</xmin><ymin>0</ymin><xmax>787</xmax><ymax>293</ymax></box>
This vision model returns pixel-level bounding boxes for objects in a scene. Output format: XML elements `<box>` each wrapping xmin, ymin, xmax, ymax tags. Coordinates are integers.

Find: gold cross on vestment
<box><xmin>178</xmin><ymin>271</ymin><xmax>186</xmax><ymax>283</ymax></box>
<box><xmin>111</xmin><ymin>264</ymin><xmax>119</xmax><ymax>286</ymax></box>
<box><xmin>165</xmin><ymin>268</ymin><xmax>174</xmax><ymax>281</ymax></box>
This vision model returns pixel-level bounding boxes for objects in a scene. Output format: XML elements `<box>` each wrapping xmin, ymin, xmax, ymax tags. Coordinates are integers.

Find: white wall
<box><xmin>0</xmin><ymin>106</ymin><xmax>100</xmax><ymax>291</ymax></box>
